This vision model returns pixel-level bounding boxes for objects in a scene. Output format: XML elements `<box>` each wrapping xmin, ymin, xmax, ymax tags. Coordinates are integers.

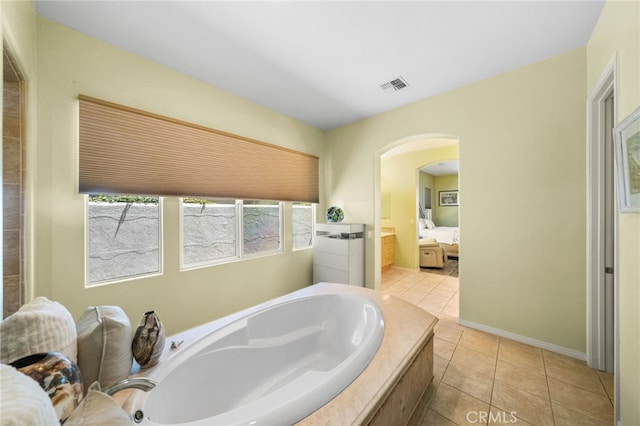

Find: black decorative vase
<box><xmin>10</xmin><ymin>352</ymin><xmax>83</xmax><ymax>423</ymax></box>
<box><xmin>132</xmin><ymin>310</ymin><xmax>165</xmax><ymax>369</ymax></box>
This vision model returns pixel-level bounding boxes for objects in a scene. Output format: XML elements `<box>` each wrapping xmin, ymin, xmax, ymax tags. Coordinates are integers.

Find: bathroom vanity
<box><xmin>381</xmin><ymin>227</ymin><xmax>395</xmax><ymax>272</ymax></box>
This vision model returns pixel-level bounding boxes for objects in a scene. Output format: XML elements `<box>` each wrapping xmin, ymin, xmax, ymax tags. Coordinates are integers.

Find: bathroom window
<box><xmin>181</xmin><ymin>199</ymin><xmax>283</xmax><ymax>268</ymax></box>
<box><xmin>182</xmin><ymin>198</ymin><xmax>238</xmax><ymax>266</ymax></box>
<box><xmin>242</xmin><ymin>200</ymin><xmax>282</xmax><ymax>256</ymax></box>
<box><xmin>292</xmin><ymin>202</ymin><xmax>315</xmax><ymax>250</ymax></box>
<box><xmin>86</xmin><ymin>195</ymin><xmax>162</xmax><ymax>285</ymax></box>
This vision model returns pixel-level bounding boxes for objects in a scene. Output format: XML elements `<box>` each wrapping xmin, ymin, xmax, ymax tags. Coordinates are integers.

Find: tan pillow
<box><xmin>0</xmin><ymin>363</ymin><xmax>59</xmax><ymax>425</ymax></box>
<box><xmin>0</xmin><ymin>296</ymin><xmax>77</xmax><ymax>364</ymax></box>
<box><xmin>76</xmin><ymin>306</ymin><xmax>133</xmax><ymax>392</ymax></box>
<box><xmin>65</xmin><ymin>382</ymin><xmax>131</xmax><ymax>426</ymax></box>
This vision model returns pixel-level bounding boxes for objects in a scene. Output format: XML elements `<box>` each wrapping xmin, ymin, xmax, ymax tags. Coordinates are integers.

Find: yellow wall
<box><xmin>1</xmin><ymin>1</ymin><xmax>36</xmax><ymax>77</ymax></box>
<box><xmin>32</xmin><ymin>17</ymin><xmax>324</xmax><ymax>335</ymax></box>
<box><xmin>587</xmin><ymin>1</ymin><xmax>640</xmax><ymax>423</ymax></box>
<box><xmin>381</xmin><ymin>145</ymin><xmax>458</xmax><ymax>269</ymax></box>
<box><xmin>434</xmin><ymin>174</ymin><xmax>459</xmax><ymax>227</ymax></box>
<box><xmin>418</xmin><ymin>171</ymin><xmax>435</xmax><ymax>213</ymax></box>
<box><xmin>326</xmin><ymin>48</ymin><xmax>588</xmax><ymax>353</ymax></box>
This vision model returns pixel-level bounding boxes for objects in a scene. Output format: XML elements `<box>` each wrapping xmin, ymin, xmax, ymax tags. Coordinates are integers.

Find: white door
<box><xmin>586</xmin><ymin>57</ymin><xmax>617</xmax><ymax>375</ymax></box>
<box><xmin>603</xmin><ymin>90</ymin><xmax>615</xmax><ymax>374</ymax></box>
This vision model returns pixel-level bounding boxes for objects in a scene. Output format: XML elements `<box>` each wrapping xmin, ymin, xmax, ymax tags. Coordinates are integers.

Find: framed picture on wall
<box><xmin>614</xmin><ymin>106</ymin><xmax>640</xmax><ymax>213</ymax></box>
<box><xmin>439</xmin><ymin>190</ymin><xmax>459</xmax><ymax>206</ymax></box>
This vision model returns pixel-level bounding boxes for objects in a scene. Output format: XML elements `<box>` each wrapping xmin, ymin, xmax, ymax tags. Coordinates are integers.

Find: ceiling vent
<box><xmin>380</xmin><ymin>76</ymin><xmax>409</xmax><ymax>92</ymax></box>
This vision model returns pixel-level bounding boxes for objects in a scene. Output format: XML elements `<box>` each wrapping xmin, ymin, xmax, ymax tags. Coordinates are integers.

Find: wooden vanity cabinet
<box><xmin>381</xmin><ymin>234</ymin><xmax>395</xmax><ymax>272</ymax></box>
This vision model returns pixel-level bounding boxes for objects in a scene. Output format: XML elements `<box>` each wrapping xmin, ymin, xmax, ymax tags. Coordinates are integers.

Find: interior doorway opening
<box><xmin>417</xmin><ymin>160</ymin><xmax>459</xmax><ymax>261</ymax></box>
<box><xmin>374</xmin><ymin>135</ymin><xmax>459</xmax><ymax>288</ymax></box>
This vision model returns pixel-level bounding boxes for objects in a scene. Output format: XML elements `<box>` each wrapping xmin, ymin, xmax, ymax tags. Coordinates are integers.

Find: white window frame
<box><xmin>180</xmin><ymin>198</ymin><xmax>239</xmax><ymax>269</ymax></box>
<box><xmin>85</xmin><ymin>195</ymin><xmax>163</xmax><ymax>287</ymax></box>
<box><xmin>292</xmin><ymin>202</ymin><xmax>316</xmax><ymax>251</ymax></box>
<box><xmin>241</xmin><ymin>200</ymin><xmax>284</xmax><ymax>258</ymax></box>
<box><xmin>180</xmin><ymin>198</ymin><xmax>284</xmax><ymax>270</ymax></box>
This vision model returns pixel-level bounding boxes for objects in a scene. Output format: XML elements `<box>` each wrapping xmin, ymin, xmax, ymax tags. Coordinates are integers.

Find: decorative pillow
<box><xmin>418</xmin><ymin>219</ymin><xmax>427</xmax><ymax>229</ymax></box>
<box><xmin>76</xmin><ymin>306</ymin><xmax>133</xmax><ymax>392</ymax></box>
<box><xmin>0</xmin><ymin>297</ymin><xmax>77</xmax><ymax>364</ymax></box>
<box><xmin>64</xmin><ymin>382</ymin><xmax>131</xmax><ymax>426</ymax></box>
<box><xmin>425</xmin><ymin>219</ymin><xmax>436</xmax><ymax>229</ymax></box>
<box><xmin>0</xmin><ymin>363</ymin><xmax>59</xmax><ymax>425</ymax></box>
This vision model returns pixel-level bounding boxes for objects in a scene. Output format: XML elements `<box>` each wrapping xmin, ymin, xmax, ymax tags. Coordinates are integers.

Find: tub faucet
<box><xmin>104</xmin><ymin>377</ymin><xmax>158</xmax><ymax>396</ymax></box>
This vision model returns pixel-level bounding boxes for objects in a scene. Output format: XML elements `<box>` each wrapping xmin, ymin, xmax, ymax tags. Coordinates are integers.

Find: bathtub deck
<box><xmin>119</xmin><ymin>283</ymin><xmax>438</xmax><ymax>425</ymax></box>
<box><xmin>293</xmin><ymin>284</ymin><xmax>438</xmax><ymax>425</ymax></box>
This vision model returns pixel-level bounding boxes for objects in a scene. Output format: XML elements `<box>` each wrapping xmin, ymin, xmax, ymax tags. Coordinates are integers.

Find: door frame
<box><xmin>586</xmin><ymin>53</ymin><xmax>619</xmax><ymax>418</ymax></box>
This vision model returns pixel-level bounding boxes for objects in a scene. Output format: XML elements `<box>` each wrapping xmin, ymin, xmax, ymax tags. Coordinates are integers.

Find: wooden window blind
<box><xmin>78</xmin><ymin>95</ymin><xmax>319</xmax><ymax>203</ymax></box>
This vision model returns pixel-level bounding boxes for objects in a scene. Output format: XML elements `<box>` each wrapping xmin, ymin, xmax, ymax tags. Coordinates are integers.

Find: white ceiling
<box><xmin>421</xmin><ymin>159</ymin><xmax>459</xmax><ymax>176</ymax></box>
<box><xmin>34</xmin><ymin>1</ymin><xmax>605</xmax><ymax>130</ymax></box>
<box><xmin>381</xmin><ymin>137</ymin><xmax>458</xmax><ymax>173</ymax></box>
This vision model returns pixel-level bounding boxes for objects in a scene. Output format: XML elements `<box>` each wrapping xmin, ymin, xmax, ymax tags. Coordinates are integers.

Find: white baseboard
<box><xmin>458</xmin><ymin>319</ymin><xmax>587</xmax><ymax>361</ymax></box>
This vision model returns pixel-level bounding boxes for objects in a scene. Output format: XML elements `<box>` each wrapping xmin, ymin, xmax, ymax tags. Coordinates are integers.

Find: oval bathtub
<box><xmin>126</xmin><ymin>293</ymin><xmax>384</xmax><ymax>425</ymax></box>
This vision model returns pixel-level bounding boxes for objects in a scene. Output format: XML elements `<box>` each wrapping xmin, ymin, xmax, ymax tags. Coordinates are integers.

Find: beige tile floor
<box><xmin>381</xmin><ymin>266</ymin><xmax>615</xmax><ymax>426</ymax></box>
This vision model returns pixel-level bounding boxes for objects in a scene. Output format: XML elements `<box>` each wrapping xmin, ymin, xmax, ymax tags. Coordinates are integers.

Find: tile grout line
<box><xmin>539</xmin><ymin>349</ymin><xmax>555</xmax><ymax>425</ymax></box>
<box><xmin>595</xmin><ymin>370</ymin><xmax>615</xmax><ymax>407</ymax></box>
<box><xmin>488</xmin><ymin>338</ymin><xmax>501</xmax><ymax>422</ymax></box>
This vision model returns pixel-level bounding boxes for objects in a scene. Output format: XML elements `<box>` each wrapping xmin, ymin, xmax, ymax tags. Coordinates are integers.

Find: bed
<box><xmin>418</xmin><ymin>220</ymin><xmax>459</xmax><ymax>258</ymax></box>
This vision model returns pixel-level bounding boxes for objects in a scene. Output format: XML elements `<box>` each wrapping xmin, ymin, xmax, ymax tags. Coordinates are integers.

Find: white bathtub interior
<box><xmin>129</xmin><ymin>292</ymin><xmax>384</xmax><ymax>425</ymax></box>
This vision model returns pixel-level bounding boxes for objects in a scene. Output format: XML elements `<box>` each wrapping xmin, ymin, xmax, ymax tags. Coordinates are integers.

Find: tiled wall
<box><xmin>3</xmin><ymin>50</ymin><xmax>25</xmax><ymax>318</ymax></box>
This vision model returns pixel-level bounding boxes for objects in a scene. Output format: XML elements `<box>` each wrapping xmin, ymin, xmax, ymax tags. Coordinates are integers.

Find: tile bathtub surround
<box><xmin>3</xmin><ymin>76</ymin><xmax>26</xmax><ymax>318</ymax></box>
<box><xmin>382</xmin><ymin>266</ymin><xmax>615</xmax><ymax>426</ymax></box>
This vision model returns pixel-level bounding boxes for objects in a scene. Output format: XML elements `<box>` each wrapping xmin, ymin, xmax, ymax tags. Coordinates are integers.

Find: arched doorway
<box><xmin>373</xmin><ymin>134</ymin><xmax>459</xmax><ymax>289</ymax></box>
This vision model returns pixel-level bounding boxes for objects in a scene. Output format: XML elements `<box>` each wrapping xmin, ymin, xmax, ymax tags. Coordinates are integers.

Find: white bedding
<box><xmin>419</xmin><ymin>227</ymin><xmax>460</xmax><ymax>245</ymax></box>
